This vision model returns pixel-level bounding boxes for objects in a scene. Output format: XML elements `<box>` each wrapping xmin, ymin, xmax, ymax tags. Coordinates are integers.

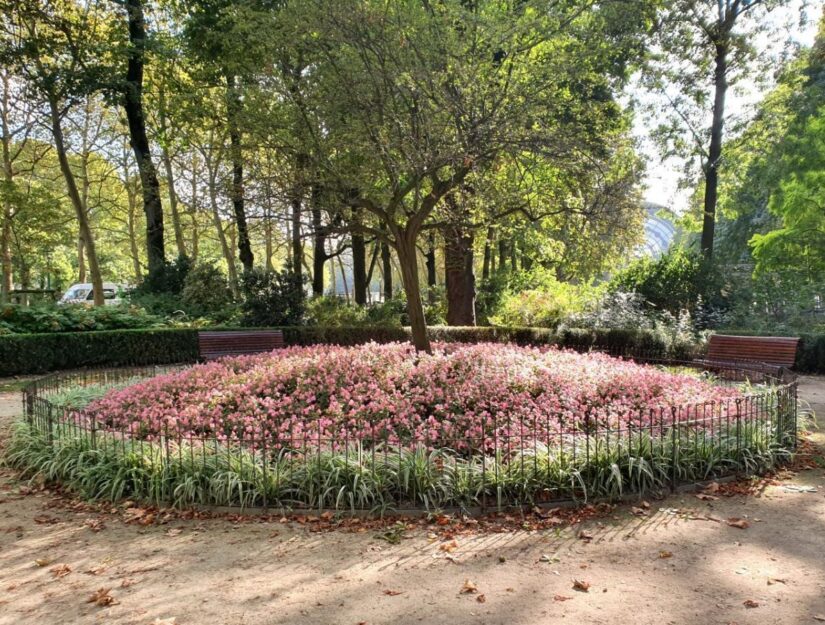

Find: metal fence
<box><xmin>19</xmin><ymin>354</ymin><xmax>799</xmax><ymax>513</ymax></box>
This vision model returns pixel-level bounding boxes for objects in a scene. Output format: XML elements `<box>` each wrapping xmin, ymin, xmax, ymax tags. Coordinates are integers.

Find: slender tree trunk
<box><xmin>481</xmin><ymin>226</ymin><xmax>493</xmax><ymax>281</ymax></box>
<box><xmin>396</xmin><ymin>230</ymin><xmax>430</xmax><ymax>353</ymax></box>
<box><xmin>701</xmin><ymin>43</ymin><xmax>728</xmax><ymax>260</ymax></box>
<box><xmin>77</xmin><ymin>236</ymin><xmax>86</xmax><ymax>283</ymax></box>
<box><xmin>126</xmin><ymin>189</ymin><xmax>142</xmax><ymax>283</ymax></box>
<box><xmin>123</xmin><ymin>0</ymin><xmax>165</xmax><ymax>275</ymax></box>
<box><xmin>337</xmin><ymin>254</ymin><xmax>349</xmax><ymax>300</ymax></box>
<box><xmin>158</xmin><ymin>85</ymin><xmax>186</xmax><ymax>259</ymax></box>
<box><xmin>290</xmin><ymin>152</ymin><xmax>308</xmax><ymax>281</ymax></box>
<box><xmin>311</xmin><ymin>189</ymin><xmax>326</xmax><ymax>295</ymax></box>
<box><xmin>381</xmin><ymin>241</ymin><xmax>392</xmax><ymax>301</ymax></box>
<box><xmin>49</xmin><ymin>97</ymin><xmax>103</xmax><ymax>305</ymax></box>
<box><xmin>0</xmin><ymin>211</ymin><xmax>10</xmax><ymax>302</ymax></box>
<box><xmin>365</xmin><ymin>242</ymin><xmax>380</xmax><ymax>302</ymax></box>
<box><xmin>352</xmin><ymin>226</ymin><xmax>367</xmax><ymax>306</ymax></box>
<box><xmin>444</xmin><ymin>223</ymin><xmax>476</xmax><ymax>326</ymax></box>
<box><xmin>208</xmin><ymin>169</ymin><xmax>239</xmax><ymax>295</ymax></box>
<box><xmin>425</xmin><ymin>231</ymin><xmax>437</xmax><ymax>303</ymax></box>
<box><xmin>498</xmin><ymin>239</ymin><xmax>507</xmax><ymax>273</ymax></box>
<box><xmin>264</xmin><ymin>212</ymin><xmax>274</xmax><ymax>272</ymax></box>
<box><xmin>226</xmin><ymin>73</ymin><xmax>253</xmax><ymax>271</ymax></box>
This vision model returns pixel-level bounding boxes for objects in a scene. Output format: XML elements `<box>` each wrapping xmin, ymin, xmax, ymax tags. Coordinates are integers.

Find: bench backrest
<box><xmin>707</xmin><ymin>334</ymin><xmax>799</xmax><ymax>367</ymax></box>
<box><xmin>198</xmin><ymin>330</ymin><xmax>285</xmax><ymax>361</ymax></box>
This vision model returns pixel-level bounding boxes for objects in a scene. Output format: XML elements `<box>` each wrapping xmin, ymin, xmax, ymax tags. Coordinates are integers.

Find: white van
<box><xmin>59</xmin><ymin>283</ymin><xmax>124</xmax><ymax>306</ymax></box>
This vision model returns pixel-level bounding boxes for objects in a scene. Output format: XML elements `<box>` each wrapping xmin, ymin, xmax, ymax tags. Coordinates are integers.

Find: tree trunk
<box><xmin>498</xmin><ymin>239</ymin><xmax>507</xmax><ymax>273</ymax></box>
<box><xmin>77</xmin><ymin>236</ymin><xmax>86</xmax><ymax>283</ymax></box>
<box><xmin>352</xmin><ymin>228</ymin><xmax>367</xmax><ymax>306</ymax></box>
<box><xmin>481</xmin><ymin>227</ymin><xmax>493</xmax><ymax>281</ymax></box>
<box><xmin>425</xmin><ymin>231</ymin><xmax>437</xmax><ymax>303</ymax></box>
<box><xmin>158</xmin><ymin>85</ymin><xmax>186</xmax><ymax>259</ymax></box>
<box><xmin>381</xmin><ymin>241</ymin><xmax>392</xmax><ymax>301</ymax></box>
<box><xmin>226</xmin><ymin>73</ymin><xmax>253</xmax><ymax>271</ymax></box>
<box><xmin>208</xmin><ymin>168</ymin><xmax>239</xmax><ymax>295</ymax></box>
<box><xmin>444</xmin><ymin>223</ymin><xmax>476</xmax><ymax>326</ymax></box>
<box><xmin>0</xmin><ymin>211</ymin><xmax>10</xmax><ymax>302</ymax></box>
<box><xmin>123</xmin><ymin>0</ymin><xmax>165</xmax><ymax>275</ymax></box>
<box><xmin>264</xmin><ymin>212</ymin><xmax>274</xmax><ymax>272</ymax></box>
<box><xmin>49</xmin><ymin>97</ymin><xmax>103</xmax><ymax>305</ymax></box>
<box><xmin>396</xmin><ymin>231</ymin><xmax>430</xmax><ymax>353</ymax></box>
<box><xmin>311</xmin><ymin>194</ymin><xmax>326</xmax><ymax>295</ymax></box>
<box><xmin>700</xmin><ymin>43</ymin><xmax>728</xmax><ymax>260</ymax></box>
<box><xmin>127</xmin><ymin>190</ymin><xmax>142</xmax><ymax>283</ymax></box>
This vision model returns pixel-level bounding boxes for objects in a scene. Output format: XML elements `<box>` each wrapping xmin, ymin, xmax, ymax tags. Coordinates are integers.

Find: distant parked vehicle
<box><xmin>59</xmin><ymin>283</ymin><xmax>124</xmax><ymax>306</ymax></box>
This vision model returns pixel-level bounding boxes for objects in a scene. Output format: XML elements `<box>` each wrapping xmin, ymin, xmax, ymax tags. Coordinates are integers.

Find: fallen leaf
<box><xmin>383</xmin><ymin>590</ymin><xmax>403</xmax><ymax>596</ymax></box>
<box><xmin>727</xmin><ymin>518</ymin><xmax>750</xmax><ymax>530</ymax></box>
<box><xmin>767</xmin><ymin>578</ymin><xmax>787</xmax><ymax>585</ymax></box>
<box><xmin>34</xmin><ymin>558</ymin><xmax>52</xmax><ymax>567</ymax></box>
<box><xmin>695</xmin><ymin>494</ymin><xmax>719</xmax><ymax>501</ymax></box>
<box><xmin>165</xmin><ymin>528</ymin><xmax>183</xmax><ymax>537</ymax></box>
<box><xmin>50</xmin><ymin>564</ymin><xmax>71</xmax><ymax>578</ymax></box>
<box><xmin>658</xmin><ymin>551</ymin><xmax>673</xmax><ymax>559</ymax></box>
<box><xmin>86</xmin><ymin>587</ymin><xmax>117</xmax><ymax>607</ymax></box>
<box><xmin>461</xmin><ymin>579</ymin><xmax>478</xmax><ymax>594</ymax></box>
<box><xmin>572</xmin><ymin>579</ymin><xmax>590</xmax><ymax>592</ymax></box>
<box><xmin>743</xmin><ymin>599</ymin><xmax>760</xmax><ymax>608</ymax></box>
<box><xmin>476</xmin><ymin>594</ymin><xmax>486</xmax><ymax>603</ymax></box>
<box><xmin>84</xmin><ymin>518</ymin><xmax>105</xmax><ymax>532</ymax></box>
<box><xmin>439</xmin><ymin>540</ymin><xmax>458</xmax><ymax>553</ymax></box>
<box><xmin>435</xmin><ymin>515</ymin><xmax>452</xmax><ymax>526</ymax></box>
<box><xmin>120</xmin><ymin>578</ymin><xmax>137</xmax><ymax>588</ymax></box>
<box><xmin>704</xmin><ymin>482</ymin><xmax>720</xmax><ymax>494</ymax></box>
<box><xmin>813</xmin><ymin>615</ymin><xmax>825</xmax><ymax>622</ymax></box>
<box><xmin>577</xmin><ymin>530</ymin><xmax>593</xmax><ymax>542</ymax></box>
<box><xmin>554</xmin><ymin>595</ymin><xmax>572</xmax><ymax>602</ymax></box>
<box><xmin>151</xmin><ymin>619</ymin><xmax>177</xmax><ymax>625</ymax></box>
<box><xmin>631</xmin><ymin>507</ymin><xmax>648</xmax><ymax>516</ymax></box>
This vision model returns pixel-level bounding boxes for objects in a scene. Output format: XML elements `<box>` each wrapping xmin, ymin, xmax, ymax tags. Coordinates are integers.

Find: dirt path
<box><xmin>1</xmin><ymin>380</ymin><xmax>824</xmax><ymax>625</ymax></box>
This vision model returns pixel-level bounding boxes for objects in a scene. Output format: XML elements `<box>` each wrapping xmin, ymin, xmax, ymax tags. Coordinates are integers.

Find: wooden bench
<box><xmin>198</xmin><ymin>330</ymin><xmax>285</xmax><ymax>361</ymax></box>
<box><xmin>703</xmin><ymin>334</ymin><xmax>799</xmax><ymax>371</ymax></box>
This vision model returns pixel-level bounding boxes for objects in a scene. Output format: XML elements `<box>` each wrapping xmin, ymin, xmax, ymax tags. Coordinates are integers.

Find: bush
<box><xmin>0</xmin><ymin>304</ymin><xmax>164</xmax><ymax>335</ymax></box>
<box><xmin>0</xmin><ymin>328</ymin><xmax>199</xmax><ymax>375</ymax></box>
<box><xmin>180</xmin><ymin>264</ymin><xmax>236</xmax><ymax>321</ymax></box>
<box><xmin>610</xmin><ymin>249</ymin><xmax>728</xmax><ymax>324</ymax></box>
<box><xmin>240</xmin><ymin>269</ymin><xmax>305</xmax><ymax>327</ymax></box>
<box><xmin>305</xmin><ymin>296</ymin><xmax>369</xmax><ymax>326</ymax></box>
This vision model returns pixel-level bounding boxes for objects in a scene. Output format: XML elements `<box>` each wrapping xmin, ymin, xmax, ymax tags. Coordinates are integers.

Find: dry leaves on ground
<box><xmin>87</xmin><ymin>588</ymin><xmax>117</xmax><ymax>607</ymax></box>
<box><xmin>49</xmin><ymin>563</ymin><xmax>71</xmax><ymax>578</ymax></box>
<box><xmin>572</xmin><ymin>579</ymin><xmax>590</xmax><ymax>592</ymax></box>
<box><xmin>727</xmin><ymin>518</ymin><xmax>750</xmax><ymax>529</ymax></box>
<box><xmin>743</xmin><ymin>599</ymin><xmax>760</xmax><ymax>608</ymax></box>
<box><xmin>460</xmin><ymin>580</ymin><xmax>478</xmax><ymax>594</ymax></box>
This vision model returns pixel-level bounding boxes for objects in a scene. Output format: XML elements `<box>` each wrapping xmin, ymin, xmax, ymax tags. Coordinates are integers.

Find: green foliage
<box><xmin>129</xmin><ymin>256</ymin><xmax>194</xmax><ymax>316</ymax></box>
<box><xmin>180</xmin><ymin>264</ymin><xmax>236</xmax><ymax>321</ymax></box>
<box><xmin>0</xmin><ymin>304</ymin><xmax>164</xmax><ymax>335</ymax></box>
<box><xmin>0</xmin><ymin>328</ymin><xmax>199</xmax><ymax>376</ymax></box>
<box><xmin>489</xmin><ymin>271</ymin><xmax>600</xmax><ymax>329</ymax></box>
<box><xmin>305</xmin><ymin>296</ymin><xmax>368</xmax><ymax>327</ymax></box>
<box><xmin>239</xmin><ymin>269</ymin><xmax>305</xmax><ymax>327</ymax></box>
<box><xmin>610</xmin><ymin>249</ymin><xmax>728</xmax><ymax>321</ymax></box>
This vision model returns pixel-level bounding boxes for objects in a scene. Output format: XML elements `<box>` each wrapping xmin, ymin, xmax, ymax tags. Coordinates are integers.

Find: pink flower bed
<box><xmin>85</xmin><ymin>342</ymin><xmax>743</xmax><ymax>450</ymax></box>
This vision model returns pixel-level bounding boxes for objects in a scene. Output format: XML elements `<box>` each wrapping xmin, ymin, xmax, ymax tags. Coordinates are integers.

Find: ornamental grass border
<box><xmin>8</xmin><ymin>349</ymin><xmax>799</xmax><ymax>515</ymax></box>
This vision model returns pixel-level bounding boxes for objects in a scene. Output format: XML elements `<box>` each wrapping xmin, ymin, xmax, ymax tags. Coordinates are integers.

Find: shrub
<box><xmin>180</xmin><ymin>264</ymin><xmax>236</xmax><ymax>321</ymax></box>
<box><xmin>305</xmin><ymin>296</ymin><xmax>369</xmax><ymax>326</ymax></box>
<box><xmin>240</xmin><ymin>269</ymin><xmax>305</xmax><ymax>327</ymax></box>
<box><xmin>0</xmin><ymin>328</ymin><xmax>199</xmax><ymax>375</ymax></box>
<box><xmin>0</xmin><ymin>304</ymin><xmax>164</xmax><ymax>335</ymax></box>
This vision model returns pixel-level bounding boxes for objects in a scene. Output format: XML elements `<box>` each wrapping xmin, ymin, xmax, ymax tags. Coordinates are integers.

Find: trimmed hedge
<box><xmin>0</xmin><ymin>328</ymin><xmax>200</xmax><ymax>376</ymax></box>
<box><xmin>0</xmin><ymin>324</ymin><xmax>710</xmax><ymax>377</ymax></box>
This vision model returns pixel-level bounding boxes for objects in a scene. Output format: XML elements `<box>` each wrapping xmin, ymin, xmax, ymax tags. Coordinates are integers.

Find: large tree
<box><xmin>644</xmin><ymin>0</ymin><xmax>794</xmax><ymax>259</ymax></box>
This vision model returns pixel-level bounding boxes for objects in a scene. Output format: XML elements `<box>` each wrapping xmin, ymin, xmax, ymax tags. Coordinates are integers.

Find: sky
<box><xmin>636</xmin><ymin>0</ymin><xmax>822</xmax><ymax>215</ymax></box>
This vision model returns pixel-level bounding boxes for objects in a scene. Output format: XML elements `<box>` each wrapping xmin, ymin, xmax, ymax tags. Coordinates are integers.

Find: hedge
<box><xmin>3</xmin><ymin>324</ymin><xmax>819</xmax><ymax>378</ymax></box>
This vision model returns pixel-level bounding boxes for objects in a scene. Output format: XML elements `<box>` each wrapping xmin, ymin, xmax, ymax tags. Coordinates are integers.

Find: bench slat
<box><xmin>706</xmin><ymin>334</ymin><xmax>799</xmax><ymax>367</ymax></box>
<box><xmin>198</xmin><ymin>330</ymin><xmax>285</xmax><ymax>361</ymax></box>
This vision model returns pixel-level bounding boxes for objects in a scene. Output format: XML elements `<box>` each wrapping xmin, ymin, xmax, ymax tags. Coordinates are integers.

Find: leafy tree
<box><xmin>240</xmin><ymin>268</ymin><xmax>305</xmax><ymax>326</ymax></box>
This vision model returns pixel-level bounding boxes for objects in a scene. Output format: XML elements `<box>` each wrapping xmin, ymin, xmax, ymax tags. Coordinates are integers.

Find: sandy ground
<box><xmin>0</xmin><ymin>378</ymin><xmax>824</xmax><ymax>625</ymax></box>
